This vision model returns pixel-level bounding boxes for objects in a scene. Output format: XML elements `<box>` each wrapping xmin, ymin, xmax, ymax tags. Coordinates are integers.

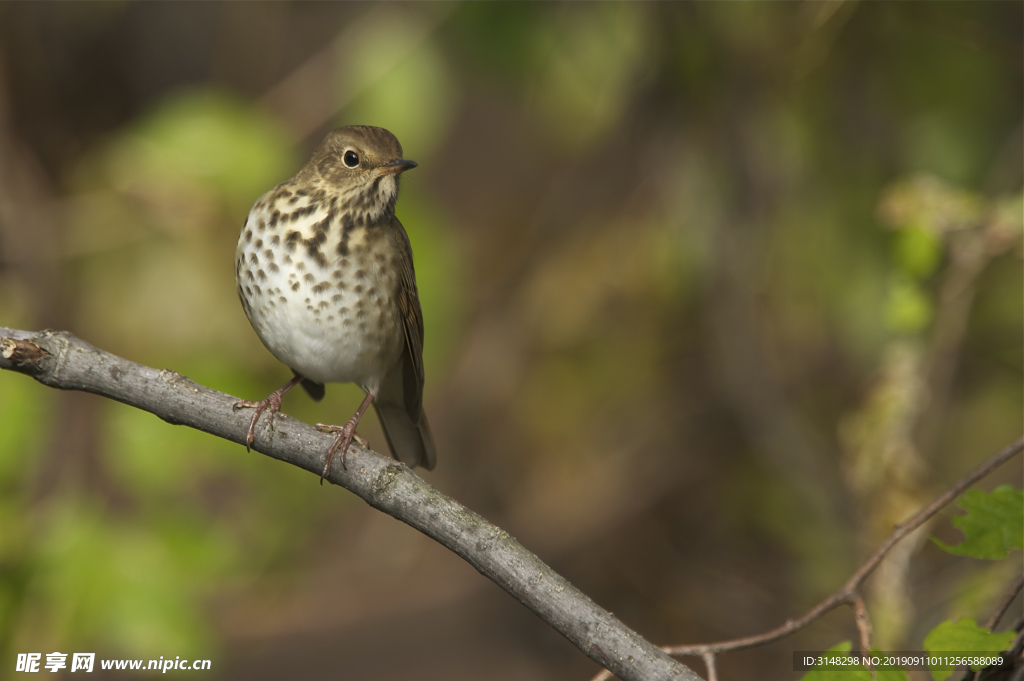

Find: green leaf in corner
<box><xmin>923</xmin><ymin>618</ymin><xmax>1016</xmax><ymax>681</ymax></box>
<box><xmin>932</xmin><ymin>485</ymin><xmax>1023</xmax><ymax>560</ymax></box>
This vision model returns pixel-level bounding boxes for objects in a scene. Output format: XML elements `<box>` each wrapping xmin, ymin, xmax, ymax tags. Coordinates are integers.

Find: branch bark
<box><xmin>0</xmin><ymin>328</ymin><xmax>700</xmax><ymax>681</ymax></box>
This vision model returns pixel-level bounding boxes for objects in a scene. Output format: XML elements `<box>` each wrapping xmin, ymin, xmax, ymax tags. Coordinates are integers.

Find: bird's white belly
<box><xmin>237</xmin><ymin>240</ymin><xmax>404</xmax><ymax>391</ymax></box>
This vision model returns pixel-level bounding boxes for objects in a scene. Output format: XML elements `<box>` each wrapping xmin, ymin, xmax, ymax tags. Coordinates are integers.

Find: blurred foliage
<box><xmin>0</xmin><ymin>2</ymin><xmax>1020</xmax><ymax>679</ymax></box>
<box><xmin>339</xmin><ymin>11</ymin><xmax>457</xmax><ymax>159</ymax></box>
<box><xmin>98</xmin><ymin>91</ymin><xmax>295</xmax><ymax>207</ymax></box>
<box><xmin>840</xmin><ymin>168</ymin><xmax>1023</xmax><ymax>649</ymax></box>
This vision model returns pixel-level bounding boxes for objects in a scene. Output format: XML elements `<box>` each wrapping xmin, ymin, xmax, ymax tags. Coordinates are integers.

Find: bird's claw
<box><xmin>316</xmin><ymin>420</ymin><xmax>367</xmax><ymax>484</ymax></box>
<box><xmin>234</xmin><ymin>396</ymin><xmax>282</xmax><ymax>452</ymax></box>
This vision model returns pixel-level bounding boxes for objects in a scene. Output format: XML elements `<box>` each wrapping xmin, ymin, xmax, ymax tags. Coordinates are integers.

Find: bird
<box><xmin>233</xmin><ymin>125</ymin><xmax>436</xmax><ymax>482</ymax></box>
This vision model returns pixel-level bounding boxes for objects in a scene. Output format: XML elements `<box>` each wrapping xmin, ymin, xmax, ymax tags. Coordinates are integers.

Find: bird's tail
<box><xmin>297</xmin><ymin>375</ymin><xmax>325</xmax><ymax>402</ymax></box>
<box><xmin>373</xmin><ymin>403</ymin><xmax>437</xmax><ymax>470</ymax></box>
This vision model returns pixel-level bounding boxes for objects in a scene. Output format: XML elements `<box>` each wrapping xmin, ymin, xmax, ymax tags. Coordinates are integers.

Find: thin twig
<box><xmin>988</xmin><ymin>575</ymin><xmax>1024</xmax><ymax>631</ymax></box>
<box><xmin>853</xmin><ymin>594</ymin><xmax>873</xmax><ymax>657</ymax></box>
<box><xmin>660</xmin><ymin>436</ymin><xmax>1024</xmax><ymax>657</ymax></box>
<box><xmin>702</xmin><ymin>652</ymin><xmax>718</xmax><ymax>681</ymax></box>
<box><xmin>0</xmin><ymin>328</ymin><xmax>700</xmax><ymax>681</ymax></box>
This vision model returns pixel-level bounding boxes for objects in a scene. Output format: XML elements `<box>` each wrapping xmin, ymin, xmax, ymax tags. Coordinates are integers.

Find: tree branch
<box><xmin>0</xmin><ymin>328</ymin><xmax>700</xmax><ymax>681</ymax></box>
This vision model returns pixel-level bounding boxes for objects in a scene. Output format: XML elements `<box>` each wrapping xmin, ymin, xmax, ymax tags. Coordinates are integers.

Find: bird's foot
<box><xmin>233</xmin><ymin>394</ymin><xmax>283</xmax><ymax>452</ymax></box>
<box><xmin>234</xmin><ymin>376</ymin><xmax>303</xmax><ymax>451</ymax></box>
<box><xmin>316</xmin><ymin>419</ymin><xmax>368</xmax><ymax>483</ymax></box>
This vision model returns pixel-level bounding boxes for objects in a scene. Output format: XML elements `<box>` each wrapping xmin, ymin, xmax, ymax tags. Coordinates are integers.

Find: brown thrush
<box><xmin>234</xmin><ymin>125</ymin><xmax>436</xmax><ymax>481</ymax></box>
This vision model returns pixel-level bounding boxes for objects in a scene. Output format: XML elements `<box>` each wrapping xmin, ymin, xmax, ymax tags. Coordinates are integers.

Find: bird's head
<box><xmin>305</xmin><ymin>126</ymin><xmax>417</xmax><ymax>219</ymax></box>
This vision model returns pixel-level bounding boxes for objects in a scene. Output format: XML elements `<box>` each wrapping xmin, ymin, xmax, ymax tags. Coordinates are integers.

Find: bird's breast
<box><xmin>236</xmin><ymin>200</ymin><xmax>406</xmax><ymax>390</ymax></box>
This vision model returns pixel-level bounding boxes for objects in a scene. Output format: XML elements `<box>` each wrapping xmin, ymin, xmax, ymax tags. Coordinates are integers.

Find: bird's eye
<box><xmin>343</xmin><ymin>150</ymin><xmax>360</xmax><ymax>168</ymax></box>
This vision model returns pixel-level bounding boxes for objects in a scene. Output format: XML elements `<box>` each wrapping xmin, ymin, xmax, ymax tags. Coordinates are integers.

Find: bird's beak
<box><xmin>377</xmin><ymin>159</ymin><xmax>418</xmax><ymax>176</ymax></box>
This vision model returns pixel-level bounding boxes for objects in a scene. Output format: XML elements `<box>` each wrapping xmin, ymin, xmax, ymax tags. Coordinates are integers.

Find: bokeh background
<box><xmin>0</xmin><ymin>3</ymin><xmax>1021</xmax><ymax>680</ymax></box>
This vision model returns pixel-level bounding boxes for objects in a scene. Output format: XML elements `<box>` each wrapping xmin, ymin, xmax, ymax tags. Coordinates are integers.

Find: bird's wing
<box><xmin>373</xmin><ymin>216</ymin><xmax>436</xmax><ymax>470</ymax></box>
<box><xmin>392</xmin><ymin>216</ymin><xmax>425</xmax><ymax>419</ymax></box>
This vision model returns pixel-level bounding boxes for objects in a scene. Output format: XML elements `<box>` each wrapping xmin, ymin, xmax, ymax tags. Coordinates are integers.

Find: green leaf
<box><xmin>924</xmin><ymin>618</ymin><xmax>1016</xmax><ymax>681</ymax></box>
<box><xmin>933</xmin><ymin>486</ymin><xmax>1024</xmax><ymax>559</ymax></box>
<box><xmin>885</xmin><ymin>276</ymin><xmax>932</xmax><ymax>335</ymax></box>
<box><xmin>892</xmin><ymin>225</ymin><xmax>941</xmax><ymax>279</ymax></box>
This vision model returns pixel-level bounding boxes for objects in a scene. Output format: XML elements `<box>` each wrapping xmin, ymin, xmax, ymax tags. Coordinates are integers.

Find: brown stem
<box><xmin>702</xmin><ymin>652</ymin><xmax>718</xmax><ymax>681</ymax></box>
<box><xmin>661</xmin><ymin>436</ymin><xmax>1024</xmax><ymax>657</ymax></box>
<box><xmin>852</xmin><ymin>595</ymin><xmax>873</xmax><ymax>659</ymax></box>
<box><xmin>987</xmin><ymin>575</ymin><xmax>1024</xmax><ymax>631</ymax></box>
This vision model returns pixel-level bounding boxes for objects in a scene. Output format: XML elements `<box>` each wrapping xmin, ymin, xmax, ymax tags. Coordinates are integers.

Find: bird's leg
<box><xmin>317</xmin><ymin>391</ymin><xmax>375</xmax><ymax>483</ymax></box>
<box><xmin>233</xmin><ymin>375</ymin><xmax>303</xmax><ymax>451</ymax></box>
